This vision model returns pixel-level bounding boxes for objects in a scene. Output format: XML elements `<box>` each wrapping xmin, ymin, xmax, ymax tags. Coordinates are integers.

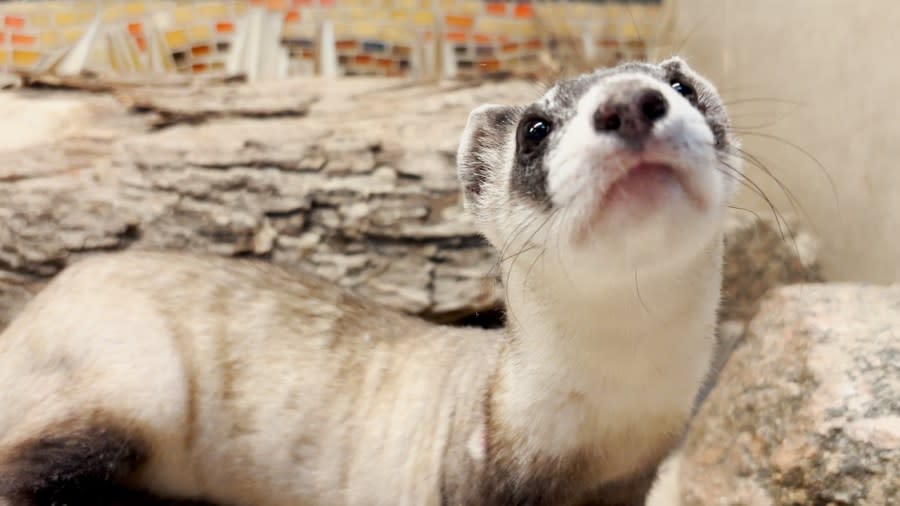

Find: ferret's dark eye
<box><xmin>523</xmin><ymin>118</ymin><xmax>552</xmax><ymax>144</ymax></box>
<box><xmin>670</xmin><ymin>79</ymin><xmax>696</xmax><ymax>100</ymax></box>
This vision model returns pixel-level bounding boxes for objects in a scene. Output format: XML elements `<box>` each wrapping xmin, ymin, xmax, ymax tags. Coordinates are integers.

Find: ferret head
<box><xmin>457</xmin><ymin>58</ymin><xmax>740</xmax><ymax>292</ymax></box>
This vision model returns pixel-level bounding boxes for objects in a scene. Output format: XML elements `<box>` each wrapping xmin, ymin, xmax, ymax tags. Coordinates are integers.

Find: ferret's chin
<box><xmin>565</xmin><ymin>196</ymin><xmax>721</xmax><ymax>274</ymax></box>
<box><xmin>570</xmin><ymin>182</ymin><xmax>710</xmax><ymax>254</ymax></box>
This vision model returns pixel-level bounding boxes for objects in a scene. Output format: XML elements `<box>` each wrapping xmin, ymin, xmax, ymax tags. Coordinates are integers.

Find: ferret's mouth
<box><xmin>596</xmin><ymin>161</ymin><xmax>705</xmax><ymax>217</ymax></box>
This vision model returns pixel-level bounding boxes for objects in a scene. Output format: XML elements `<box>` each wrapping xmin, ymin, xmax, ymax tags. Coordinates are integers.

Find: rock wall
<box><xmin>0</xmin><ymin>77</ymin><xmax>822</xmax><ymax>333</ymax></box>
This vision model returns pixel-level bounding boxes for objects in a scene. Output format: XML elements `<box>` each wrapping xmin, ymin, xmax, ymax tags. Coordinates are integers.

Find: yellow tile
<box><xmin>56</xmin><ymin>10</ymin><xmax>94</xmax><ymax>27</ymax></box>
<box><xmin>474</xmin><ymin>17</ymin><xmax>501</xmax><ymax>33</ymax></box>
<box><xmin>455</xmin><ymin>0</ymin><xmax>481</xmax><ymax>16</ymax></box>
<box><xmin>382</xmin><ymin>25</ymin><xmax>410</xmax><ymax>42</ymax></box>
<box><xmin>190</xmin><ymin>25</ymin><xmax>212</xmax><ymax>40</ymax></box>
<box><xmin>504</xmin><ymin>21</ymin><xmax>536</xmax><ymax>37</ymax></box>
<box><xmin>333</xmin><ymin>22</ymin><xmax>354</xmax><ymax>38</ymax></box>
<box><xmin>283</xmin><ymin>24</ymin><xmax>315</xmax><ymax>38</ymax></box>
<box><xmin>102</xmin><ymin>5</ymin><xmax>124</xmax><ymax>22</ymax></box>
<box><xmin>12</xmin><ymin>49</ymin><xmax>40</xmax><ymax>67</ymax></box>
<box><xmin>123</xmin><ymin>2</ymin><xmax>147</xmax><ymax>17</ymax></box>
<box><xmin>390</xmin><ymin>10</ymin><xmax>408</xmax><ymax>22</ymax></box>
<box><xmin>164</xmin><ymin>29</ymin><xmax>189</xmax><ymax>48</ymax></box>
<box><xmin>25</xmin><ymin>13</ymin><xmax>50</xmax><ymax>28</ymax></box>
<box><xmin>351</xmin><ymin>21</ymin><xmax>379</xmax><ymax>38</ymax></box>
<box><xmin>412</xmin><ymin>10</ymin><xmax>434</xmax><ymax>26</ymax></box>
<box><xmin>174</xmin><ymin>6</ymin><xmax>195</xmax><ymax>25</ymax></box>
<box><xmin>0</xmin><ymin>51</ymin><xmax>7</xmax><ymax>65</ymax></box>
<box><xmin>63</xmin><ymin>27</ymin><xmax>85</xmax><ymax>44</ymax></box>
<box><xmin>349</xmin><ymin>8</ymin><xmax>371</xmax><ymax>20</ymax></box>
<box><xmin>39</xmin><ymin>31</ymin><xmax>60</xmax><ymax>47</ymax></box>
<box><xmin>197</xmin><ymin>2</ymin><xmax>229</xmax><ymax>18</ymax></box>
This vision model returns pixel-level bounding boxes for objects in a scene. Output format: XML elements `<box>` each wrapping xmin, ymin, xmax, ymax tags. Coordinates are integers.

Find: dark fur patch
<box><xmin>465</xmin><ymin>358</ymin><xmax>666</xmax><ymax>506</ymax></box>
<box><xmin>0</xmin><ymin>423</ymin><xmax>146</xmax><ymax>502</ymax></box>
<box><xmin>510</xmin><ymin>105</ymin><xmax>554</xmax><ymax>206</ymax></box>
<box><xmin>480</xmin><ymin>451</ymin><xmax>594</xmax><ymax>506</ymax></box>
<box><xmin>12</xmin><ymin>485</ymin><xmax>225</xmax><ymax>506</ymax></box>
<box><xmin>471</xmin><ymin>371</ymin><xmax>592</xmax><ymax>506</ymax></box>
<box><xmin>578</xmin><ymin>469</ymin><xmax>658</xmax><ymax>506</ymax></box>
<box><xmin>0</xmin><ymin>420</ymin><xmax>223</xmax><ymax>506</ymax></box>
<box><xmin>458</xmin><ymin>105</ymin><xmax>521</xmax><ymax>200</ymax></box>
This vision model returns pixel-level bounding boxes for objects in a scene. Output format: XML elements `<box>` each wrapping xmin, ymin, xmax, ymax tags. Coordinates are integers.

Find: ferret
<box><xmin>0</xmin><ymin>57</ymin><xmax>740</xmax><ymax>506</ymax></box>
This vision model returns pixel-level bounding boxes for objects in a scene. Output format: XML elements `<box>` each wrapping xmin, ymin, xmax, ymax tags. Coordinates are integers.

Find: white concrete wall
<box><xmin>670</xmin><ymin>0</ymin><xmax>900</xmax><ymax>283</ymax></box>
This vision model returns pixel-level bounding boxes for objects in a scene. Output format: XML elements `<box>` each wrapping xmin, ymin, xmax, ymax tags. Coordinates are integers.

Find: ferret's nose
<box><xmin>593</xmin><ymin>88</ymin><xmax>668</xmax><ymax>143</ymax></box>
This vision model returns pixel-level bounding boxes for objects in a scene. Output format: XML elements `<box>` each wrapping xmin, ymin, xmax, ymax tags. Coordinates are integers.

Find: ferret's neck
<box><xmin>503</xmin><ymin>243</ymin><xmax>720</xmax><ymax>355</ymax></box>
<box><xmin>490</xmin><ymin>241</ymin><xmax>722</xmax><ymax>458</ymax></box>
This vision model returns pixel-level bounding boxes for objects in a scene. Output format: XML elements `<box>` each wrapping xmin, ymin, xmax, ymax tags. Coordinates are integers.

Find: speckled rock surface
<box><xmin>679</xmin><ymin>284</ymin><xmax>900</xmax><ymax>506</ymax></box>
<box><xmin>696</xmin><ymin>211</ymin><xmax>824</xmax><ymax>405</ymax></box>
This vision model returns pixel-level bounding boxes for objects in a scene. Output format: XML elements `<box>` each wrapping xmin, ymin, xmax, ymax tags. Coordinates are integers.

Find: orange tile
<box><xmin>320</xmin><ymin>0</ymin><xmax>336</xmax><ymax>7</ymax></box>
<box><xmin>216</xmin><ymin>22</ymin><xmax>235</xmax><ymax>33</ymax></box>
<box><xmin>11</xmin><ymin>33</ymin><xmax>35</xmax><ymax>46</ymax></box>
<box><xmin>293</xmin><ymin>0</ymin><xmax>313</xmax><ymax>5</ymax></box>
<box><xmin>376</xmin><ymin>58</ymin><xmax>393</xmax><ymax>68</ymax></box>
<box><xmin>525</xmin><ymin>38</ymin><xmax>541</xmax><ymax>49</ymax></box>
<box><xmin>284</xmin><ymin>10</ymin><xmax>301</xmax><ymax>22</ymax></box>
<box><xmin>4</xmin><ymin>16</ymin><xmax>25</xmax><ymax>30</ymax></box>
<box><xmin>0</xmin><ymin>33</ymin><xmax>4</xmax><ymax>44</ymax></box>
<box><xmin>191</xmin><ymin>45</ymin><xmax>211</xmax><ymax>56</ymax></box>
<box><xmin>513</xmin><ymin>4</ymin><xmax>533</xmax><ymax>18</ymax></box>
<box><xmin>134</xmin><ymin>36</ymin><xmax>146</xmax><ymax>52</ymax></box>
<box><xmin>191</xmin><ymin>63</ymin><xmax>208</xmax><ymax>73</ymax></box>
<box><xmin>127</xmin><ymin>22</ymin><xmax>143</xmax><ymax>37</ymax></box>
<box><xmin>479</xmin><ymin>59</ymin><xmax>500</xmax><ymax>72</ymax></box>
<box><xmin>485</xmin><ymin>3</ymin><xmax>506</xmax><ymax>16</ymax></box>
<box><xmin>354</xmin><ymin>54</ymin><xmax>373</xmax><ymax>64</ymax></box>
<box><xmin>473</xmin><ymin>33</ymin><xmax>492</xmax><ymax>44</ymax></box>
<box><xmin>445</xmin><ymin>15</ymin><xmax>474</xmax><ymax>29</ymax></box>
<box><xmin>446</xmin><ymin>31</ymin><xmax>467</xmax><ymax>43</ymax></box>
<box><xmin>267</xmin><ymin>0</ymin><xmax>286</xmax><ymax>10</ymax></box>
<box><xmin>501</xmin><ymin>42</ymin><xmax>519</xmax><ymax>52</ymax></box>
<box><xmin>336</xmin><ymin>40</ymin><xmax>358</xmax><ymax>50</ymax></box>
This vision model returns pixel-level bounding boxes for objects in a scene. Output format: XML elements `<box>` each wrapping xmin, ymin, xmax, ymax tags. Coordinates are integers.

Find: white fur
<box><xmin>476</xmin><ymin>65</ymin><xmax>741</xmax><ymax>482</ymax></box>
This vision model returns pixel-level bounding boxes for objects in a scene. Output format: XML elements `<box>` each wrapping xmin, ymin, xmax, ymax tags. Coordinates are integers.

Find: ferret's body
<box><xmin>0</xmin><ymin>253</ymin><xmax>496</xmax><ymax>505</ymax></box>
<box><xmin>1</xmin><ymin>250</ymin><xmax>705</xmax><ymax>505</ymax></box>
<box><xmin>0</xmin><ymin>57</ymin><xmax>740</xmax><ymax>506</ymax></box>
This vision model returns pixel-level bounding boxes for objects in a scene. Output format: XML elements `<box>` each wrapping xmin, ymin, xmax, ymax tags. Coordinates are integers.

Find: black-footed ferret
<box><xmin>0</xmin><ymin>57</ymin><xmax>740</xmax><ymax>506</ymax></box>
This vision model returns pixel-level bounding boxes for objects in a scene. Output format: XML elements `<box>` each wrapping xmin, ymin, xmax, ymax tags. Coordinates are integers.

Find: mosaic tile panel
<box><xmin>0</xmin><ymin>0</ymin><xmax>671</xmax><ymax>79</ymax></box>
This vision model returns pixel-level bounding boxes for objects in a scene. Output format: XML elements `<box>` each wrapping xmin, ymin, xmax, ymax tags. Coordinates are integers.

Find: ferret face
<box><xmin>457</xmin><ymin>58</ymin><xmax>740</xmax><ymax>287</ymax></box>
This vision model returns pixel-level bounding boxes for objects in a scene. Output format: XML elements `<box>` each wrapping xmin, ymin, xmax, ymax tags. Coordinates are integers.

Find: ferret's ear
<box><xmin>456</xmin><ymin>104</ymin><xmax>521</xmax><ymax>208</ymax></box>
<box><xmin>659</xmin><ymin>55</ymin><xmax>689</xmax><ymax>72</ymax></box>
